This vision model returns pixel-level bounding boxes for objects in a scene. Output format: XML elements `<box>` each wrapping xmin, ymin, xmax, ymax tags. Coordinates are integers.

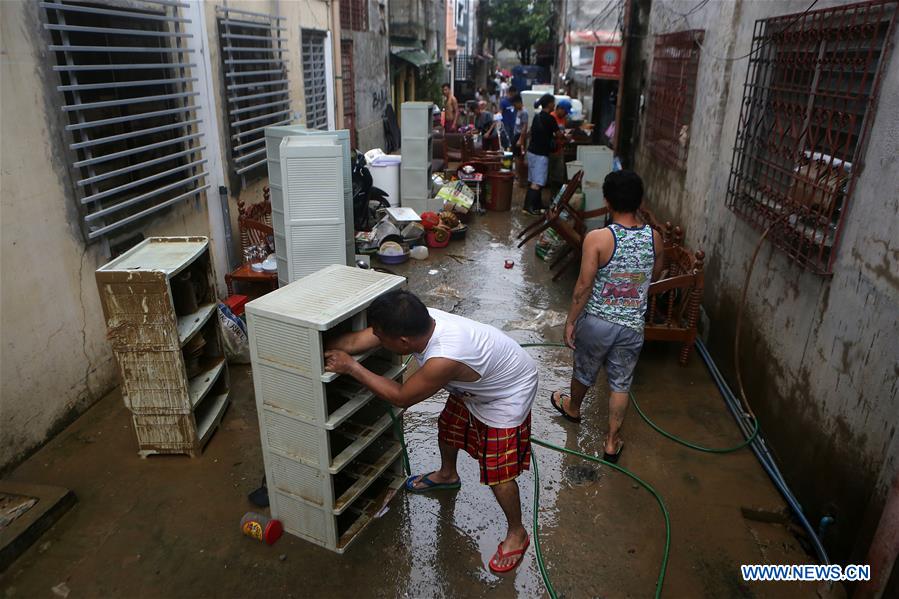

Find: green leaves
<box><xmin>484</xmin><ymin>0</ymin><xmax>556</xmax><ymax>64</ymax></box>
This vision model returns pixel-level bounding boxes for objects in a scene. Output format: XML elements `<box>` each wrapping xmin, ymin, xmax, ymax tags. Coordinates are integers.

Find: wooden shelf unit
<box><xmin>95</xmin><ymin>237</ymin><xmax>230</xmax><ymax>457</ymax></box>
<box><xmin>246</xmin><ymin>265</ymin><xmax>407</xmax><ymax>553</ymax></box>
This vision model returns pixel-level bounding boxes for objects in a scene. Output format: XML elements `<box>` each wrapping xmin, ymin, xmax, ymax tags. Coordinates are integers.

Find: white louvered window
<box><xmin>301</xmin><ymin>29</ymin><xmax>329</xmax><ymax>130</ymax></box>
<box><xmin>42</xmin><ymin>0</ymin><xmax>208</xmax><ymax>242</ymax></box>
<box><xmin>217</xmin><ymin>6</ymin><xmax>292</xmax><ymax>184</ymax></box>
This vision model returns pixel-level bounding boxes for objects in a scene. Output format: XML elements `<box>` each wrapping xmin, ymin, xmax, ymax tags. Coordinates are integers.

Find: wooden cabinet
<box><xmin>95</xmin><ymin>237</ymin><xmax>229</xmax><ymax>457</ymax></box>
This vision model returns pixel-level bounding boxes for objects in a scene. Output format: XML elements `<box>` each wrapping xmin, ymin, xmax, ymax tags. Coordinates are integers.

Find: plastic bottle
<box><xmin>240</xmin><ymin>511</ymin><xmax>283</xmax><ymax>545</ymax></box>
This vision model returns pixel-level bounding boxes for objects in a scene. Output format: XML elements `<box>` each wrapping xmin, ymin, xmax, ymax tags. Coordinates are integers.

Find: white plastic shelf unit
<box><xmin>400</xmin><ymin>102</ymin><xmax>438</xmax><ymax>214</ymax></box>
<box><xmin>245</xmin><ymin>265</ymin><xmax>407</xmax><ymax>553</ymax></box>
<box><xmin>264</xmin><ymin>125</ymin><xmax>354</xmax><ymax>287</ymax></box>
<box><xmin>95</xmin><ymin>237</ymin><xmax>229</xmax><ymax>457</ymax></box>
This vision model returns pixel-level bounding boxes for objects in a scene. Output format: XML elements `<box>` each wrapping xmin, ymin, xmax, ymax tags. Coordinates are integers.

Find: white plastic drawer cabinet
<box><xmin>400</xmin><ymin>101</ymin><xmax>435</xmax><ymax>212</ymax></box>
<box><xmin>95</xmin><ymin>237</ymin><xmax>230</xmax><ymax>457</ymax></box>
<box><xmin>245</xmin><ymin>265</ymin><xmax>408</xmax><ymax>552</ymax></box>
<box><xmin>264</xmin><ymin>125</ymin><xmax>354</xmax><ymax>286</ymax></box>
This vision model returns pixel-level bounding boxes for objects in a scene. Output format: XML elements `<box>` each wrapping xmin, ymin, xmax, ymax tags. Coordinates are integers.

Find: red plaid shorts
<box><xmin>437</xmin><ymin>394</ymin><xmax>531</xmax><ymax>486</ymax></box>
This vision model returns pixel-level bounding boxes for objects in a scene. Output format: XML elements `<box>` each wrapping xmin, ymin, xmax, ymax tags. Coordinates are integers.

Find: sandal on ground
<box><xmin>549</xmin><ymin>391</ymin><xmax>581</xmax><ymax>423</ymax></box>
<box><xmin>603</xmin><ymin>439</ymin><xmax>624</xmax><ymax>464</ymax></box>
<box><xmin>489</xmin><ymin>535</ymin><xmax>530</xmax><ymax>573</ymax></box>
<box><xmin>404</xmin><ymin>472</ymin><xmax>461</xmax><ymax>494</ymax></box>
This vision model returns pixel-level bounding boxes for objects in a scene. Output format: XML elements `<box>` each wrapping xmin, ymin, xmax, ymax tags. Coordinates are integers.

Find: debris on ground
<box><xmin>504</xmin><ymin>307</ymin><xmax>567</xmax><ymax>332</ymax></box>
<box><xmin>51</xmin><ymin>583</ymin><xmax>70</xmax><ymax>598</ymax></box>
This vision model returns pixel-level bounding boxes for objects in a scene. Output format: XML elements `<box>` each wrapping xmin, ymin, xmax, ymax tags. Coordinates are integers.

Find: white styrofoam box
<box><xmin>245</xmin><ymin>265</ymin><xmax>405</xmax><ymax>331</ymax></box>
<box><xmin>279</xmin><ymin>136</ymin><xmax>346</xmax><ymax>282</ymax></box>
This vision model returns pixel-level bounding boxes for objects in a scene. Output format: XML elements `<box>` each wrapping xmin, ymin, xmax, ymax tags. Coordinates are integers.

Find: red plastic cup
<box><xmin>504</xmin><ymin>260</ymin><xmax>514</xmax><ymax>269</ymax></box>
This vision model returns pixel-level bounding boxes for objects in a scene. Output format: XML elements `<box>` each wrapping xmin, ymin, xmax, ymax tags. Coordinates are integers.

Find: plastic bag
<box><xmin>217</xmin><ymin>302</ymin><xmax>250</xmax><ymax>364</ymax></box>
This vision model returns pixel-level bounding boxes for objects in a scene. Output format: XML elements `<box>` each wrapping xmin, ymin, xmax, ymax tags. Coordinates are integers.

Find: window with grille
<box><xmin>340</xmin><ymin>0</ymin><xmax>368</xmax><ymax>32</ymax></box>
<box><xmin>302</xmin><ymin>30</ymin><xmax>329</xmax><ymax>130</ymax></box>
<box><xmin>42</xmin><ymin>0</ymin><xmax>208</xmax><ymax>242</ymax></box>
<box><xmin>645</xmin><ymin>30</ymin><xmax>703</xmax><ymax>171</ymax></box>
<box><xmin>341</xmin><ymin>41</ymin><xmax>357</xmax><ymax>148</ymax></box>
<box><xmin>726</xmin><ymin>0</ymin><xmax>897</xmax><ymax>274</ymax></box>
<box><xmin>217</xmin><ymin>6</ymin><xmax>291</xmax><ymax>182</ymax></box>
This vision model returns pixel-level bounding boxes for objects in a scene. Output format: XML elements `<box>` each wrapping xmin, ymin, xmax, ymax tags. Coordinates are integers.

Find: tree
<box><xmin>483</xmin><ymin>0</ymin><xmax>556</xmax><ymax>65</ymax></box>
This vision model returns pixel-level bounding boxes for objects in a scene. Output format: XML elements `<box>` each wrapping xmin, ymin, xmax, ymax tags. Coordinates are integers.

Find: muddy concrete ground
<box><xmin>1</xmin><ymin>189</ymin><xmax>832</xmax><ymax>598</ymax></box>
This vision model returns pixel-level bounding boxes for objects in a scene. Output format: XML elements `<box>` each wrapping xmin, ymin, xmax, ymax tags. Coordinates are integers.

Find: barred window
<box><xmin>340</xmin><ymin>0</ymin><xmax>368</xmax><ymax>32</ymax></box>
<box><xmin>217</xmin><ymin>6</ymin><xmax>291</xmax><ymax>183</ymax></box>
<box><xmin>645</xmin><ymin>30</ymin><xmax>703</xmax><ymax>172</ymax></box>
<box><xmin>302</xmin><ymin>30</ymin><xmax>329</xmax><ymax>130</ymax></box>
<box><xmin>725</xmin><ymin>0</ymin><xmax>897</xmax><ymax>274</ymax></box>
<box><xmin>43</xmin><ymin>0</ymin><xmax>208</xmax><ymax>242</ymax></box>
<box><xmin>341</xmin><ymin>41</ymin><xmax>357</xmax><ymax>148</ymax></box>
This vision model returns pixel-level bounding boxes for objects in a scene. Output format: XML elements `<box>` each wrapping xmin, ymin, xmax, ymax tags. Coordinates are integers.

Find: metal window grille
<box><xmin>217</xmin><ymin>6</ymin><xmax>290</xmax><ymax>183</ymax></box>
<box><xmin>302</xmin><ymin>30</ymin><xmax>329</xmax><ymax>130</ymax></box>
<box><xmin>340</xmin><ymin>0</ymin><xmax>368</xmax><ymax>32</ymax></box>
<box><xmin>341</xmin><ymin>41</ymin><xmax>357</xmax><ymax>148</ymax></box>
<box><xmin>645</xmin><ymin>30</ymin><xmax>704</xmax><ymax>171</ymax></box>
<box><xmin>726</xmin><ymin>0</ymin><xmax>897</xmax><ymax>274</ymax></box>
<box><xmin>42</xmin><ymin>0</ymin><xmax>209</xmax><ymax>242</ymax></box>
<box><xmin>455</xmin><ymin>51</ymin><xmax>473</xmax><ymax>80</ymax></box>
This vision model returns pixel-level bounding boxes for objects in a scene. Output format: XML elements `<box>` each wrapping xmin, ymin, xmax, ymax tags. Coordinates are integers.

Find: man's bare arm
<box><xmin>652</xmin><ymin>228</ymin><xmax>665</xmax><ymax>281</ymax></box>
<box><xmin>324</xmin><ymin>327</ymin><xmax>381</xmax><ymax>354</ymax></box>
<box><xmin>325</xmin><ymin>354</ymin><xmax>463</xmax><ymax>409</ymax></box>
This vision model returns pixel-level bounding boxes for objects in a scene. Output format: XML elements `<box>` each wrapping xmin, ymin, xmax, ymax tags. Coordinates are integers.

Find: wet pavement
<box><xmin>1</xmin><ymin>189</ymin><xmax>832</xmax><ymax>598</ymax></box>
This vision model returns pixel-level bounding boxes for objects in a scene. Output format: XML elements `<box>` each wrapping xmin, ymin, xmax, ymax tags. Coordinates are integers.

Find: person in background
<box><xmin>524</xmin><ymin>94</ymin><xmax>566</xmax><ymax>215</ymax></box>
<box><xmin>442</xmin><ymin>83</ymin><xmax>459</xmax><ymax>132</ymax></box>
<box><xmin>499</xmin><ymin>76</ymin><xmax>510</xmax><ymax>98</ymax></box>
<box><xmin>547</xmin><ymin>99</ymin><xmax>572</xmax><ymax>194</ymax></box>
<box><xmin>475</xmin><ymin>101</ymin><xmax>499</xmax><ymax>151</ymax></box>
<box><xmin>492</xmin><ymin>104</ymin><xmax>507</xmax><ymax>150</ymax></box>
<box><xmin>512</xmin><ymin>94</ymin><xmax>528</xmax><ymax>161</ymax></box>
<box><xmin>500</xmin><ymin>85</ymin><xmax>518</xmax><ymax>148</ymax></box>
<box><xmin>550</xmin><ymin>171</ymin><xmax>663</xmax><ymax>464</ymax></box>
<box><xmin>324</xmin><ymin>290</ymin><xmax>538</xmax><ymax>573</ymax></box>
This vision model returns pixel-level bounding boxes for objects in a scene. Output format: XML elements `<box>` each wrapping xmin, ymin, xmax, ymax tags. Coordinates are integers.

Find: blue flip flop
<box><xmin>405</xmin><ymin>472</ymin><xmax>462</xmax><ymax>493</ymax></box>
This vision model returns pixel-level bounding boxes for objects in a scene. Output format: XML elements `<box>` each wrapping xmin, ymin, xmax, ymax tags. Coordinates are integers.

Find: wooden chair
<box><xmin>227</xmin><ymin>187</ymin><xmax>277</xmax><ymax>296</ymax></box>
<box><xmin>445</xmin><ymin>132</ymin><xmax>464</xmax><ymax>163</ymax></box>
<box><xmin>645</xmin><ymin>225</ymin><xmax>705</xmax><ymax>365</ymax></box>
<box><xmin>516</xmin><ymin>170</ymin><xmax>586</xmax><ymax>246</ymax></box>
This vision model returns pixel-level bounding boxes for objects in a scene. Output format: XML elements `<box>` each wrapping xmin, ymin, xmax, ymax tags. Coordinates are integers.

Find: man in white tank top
<box><xmin>325</xmin><ymin>290</ymin><xmax>537</xmax><ymax>573</ymax></box>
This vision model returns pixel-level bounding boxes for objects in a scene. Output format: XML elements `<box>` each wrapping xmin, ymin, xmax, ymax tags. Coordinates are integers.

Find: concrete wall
<box><xmin>0</xmin><ymin>0</ymin><xmax>215</xmax><ymax>471</ymax></box>
<box><xmin>632</xmin><ymin>0</ymin><xmax>899</xmax><ymax>563</ymax></box>
<box><xmin>0</xmin><ymin>0</ymin><xmax>339</xmax><ymax>472</ymax></box>
<box><xmin>344</xmin><ymin>0</ymin><xmax>390</xmax><ymax>151</ymax></box>
<box><xmin>201</xmin><ymin>0</ymin><xmax>332</xmax><ymax>249</ymax></box>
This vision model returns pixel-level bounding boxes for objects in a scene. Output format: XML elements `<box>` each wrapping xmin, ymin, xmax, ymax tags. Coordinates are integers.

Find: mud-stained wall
<box><xmin>632</xmin><ymin>0</ymin><xmax>899</xmax><ymax>565</ymax></box>
<box><xmin>0</xmin><ymin>1</ymin><xmax>215</xmax><ymax>471</ymax></box>
<box><xmin>344</xmin><ymin>0</ymin><xmax>391</xmax><ymax>152</ymax></box>
<box><xmin>201</xmin><ymin>0</ymin><xmax>332</xmax><ymax>254</ymax></box>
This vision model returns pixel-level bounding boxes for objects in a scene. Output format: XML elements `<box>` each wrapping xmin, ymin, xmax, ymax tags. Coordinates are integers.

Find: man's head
<box><xmin>538</xmin><ymin>93</ymin><xmax>555</xmax><ymax>112</ymax></box>
<box><xmin>442</xmin><ymin>83</ymin><xmax>451</xmax><ymax>98</ymax></box>
<box><xmin>555</xmin><ymin>99</ymin><xmax>572</xmax><ymax>118</ymax></box>
<box><xmin>603</xmin><ymin>170</ymin><xmax>644</xmax><ymax>214</ymax></box>
<box><xmin>476</xmin><ymin>100</ymin><xmax>487</xmax><ymax>113</ymax></box>
<box><xmin>367</xmin><ymin>290</ymin><xmax>433</xmax><ymax>354</ymax></box>
<box><xmin>512</xmin><ymin>94</ymin><xmax>523</xmax><ymax>109</ymax></box>
<box><xmin>507</xmin><ymin>85</ymin><xmax>518</xmax><ymax>97</ymax></box>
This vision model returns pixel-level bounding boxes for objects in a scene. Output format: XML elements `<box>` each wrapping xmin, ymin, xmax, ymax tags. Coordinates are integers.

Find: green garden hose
<box><xmin>531</xmin><ymin>439</ymin><xmax>671</xmax><ymax>599</ymax></box>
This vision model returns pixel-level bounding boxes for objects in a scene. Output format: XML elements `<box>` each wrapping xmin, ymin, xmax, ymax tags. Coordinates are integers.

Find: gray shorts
<box><xmin>573</xmin><ymin>313</ymin><xmax>644</xmax><ymax>392</ymax></box>
<box><xmin>527</xmin><ymin>151</ymin><xmax>549</xmax><ymax>187</ymax></box>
